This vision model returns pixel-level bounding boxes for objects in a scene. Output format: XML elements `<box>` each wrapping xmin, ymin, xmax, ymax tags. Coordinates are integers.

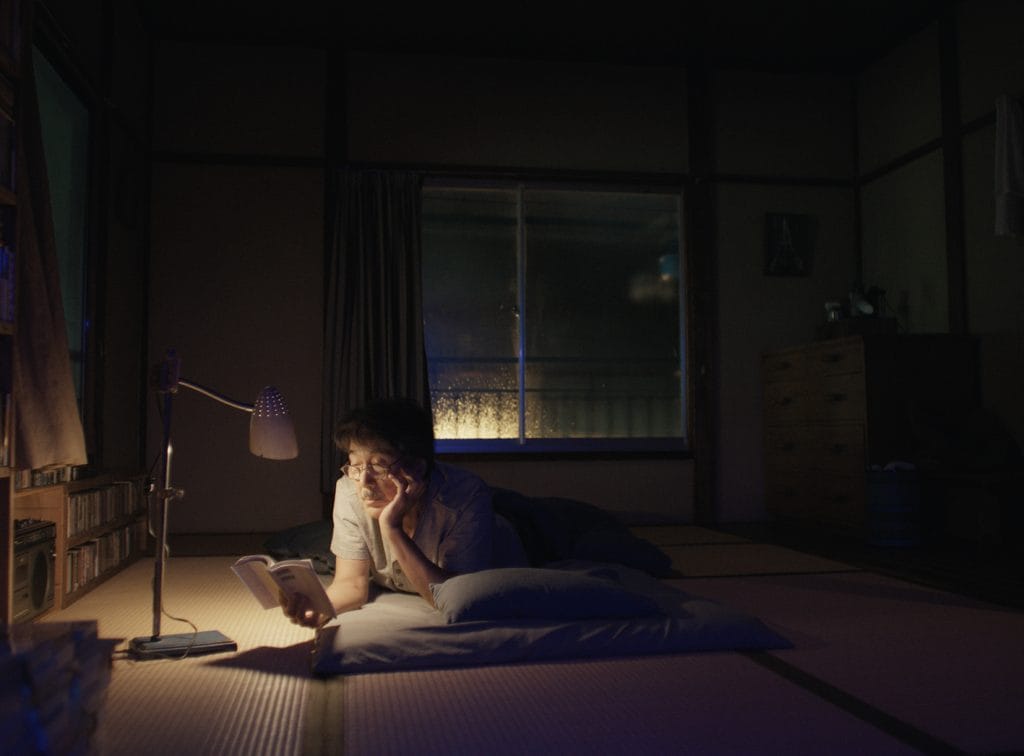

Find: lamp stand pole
<box><xmin>129</xmin><ymin>382</ymin><xmax>237</xmax><ymax>659</ymax></box>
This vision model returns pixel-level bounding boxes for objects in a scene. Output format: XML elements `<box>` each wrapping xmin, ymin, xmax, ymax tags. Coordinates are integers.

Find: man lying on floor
<box><xmin>283</xmin><ymin>397</ymin><xmax>512</xmax><ymax>627</ymax></box>
<box><xmin>274</xmin><ymin>400</ymin><xmax>785</xmax><ymax>673</ymax></box>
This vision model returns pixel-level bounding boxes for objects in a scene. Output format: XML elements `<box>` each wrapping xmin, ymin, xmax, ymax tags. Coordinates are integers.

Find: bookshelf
<box><xmin>0</xmin><ymin>0</ymin><xmax>149</xmax><ymax>622</ymax></box>
<box><xmin>13</xmin><ymin>473</ymin><xmax>148</xmax><ymax>612</ymax></box>
<box><xmin>0</xmin><ymin>0</ymin><xmax>148</xmax><ymax>624</ymax></box>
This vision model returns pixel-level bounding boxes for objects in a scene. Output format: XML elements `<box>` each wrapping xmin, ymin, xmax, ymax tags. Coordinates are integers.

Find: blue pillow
<box><xmin>431</xmin><ymin>567</ymin><xmax>663</xmax><ymax>624</ymax></box>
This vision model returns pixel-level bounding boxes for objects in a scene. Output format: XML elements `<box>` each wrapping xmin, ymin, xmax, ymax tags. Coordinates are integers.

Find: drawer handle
<box><xmin>829</xmin><ymin>443</ymin><xmax>848</xmax><ymax>454</ymax></box>
<box><xmin>779</xmin><ymin>396</ymin><xmax>793</xmax><ymax>406</ymax></box>
<box><xmin>826</xmin><ymin>393</ymin><xmax>847</xmax><ymax>403</ymax></box>
<box><xmin>821</xmin><ymin>353</ymin><xmax>844</xmax><ymax>363</ymax></box>
<box><xmin>780</xmin><ymin>442</ymin><xmax>796</xmax><ymax>452</ymax></box>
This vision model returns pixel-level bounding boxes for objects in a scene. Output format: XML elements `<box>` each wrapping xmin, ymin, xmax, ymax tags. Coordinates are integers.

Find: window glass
<box><xmin>524</xmin><ymin>190</ymin><xmax>682</xmax><ymax>439</ymax></box>
<box><xmin>422</xmin><ymin>183</ymin><xmax>686</xmax><ymax>451</ymax></box>
<box><xmin>422</xmin><ymin>187</ymin><xmax>519</xmax><ymax>439</ymax></box>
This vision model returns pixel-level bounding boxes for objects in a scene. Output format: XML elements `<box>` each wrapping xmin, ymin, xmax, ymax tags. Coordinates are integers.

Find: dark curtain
<box><xmin>321</xmin><ymin>170</ymin><xmax>430</xmax><ymax>494</ymax></box>
<box><xmin>13</xmin><ymin>38</ymin><xmax>87</xmax><ymax>469</ymax></box>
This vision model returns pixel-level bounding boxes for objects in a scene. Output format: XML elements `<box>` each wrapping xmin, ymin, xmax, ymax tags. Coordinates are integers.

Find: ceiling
<box><xmin>140</xmin><ymin>0</ymin><xmax>942</xmax><ymax>72</ymax></box>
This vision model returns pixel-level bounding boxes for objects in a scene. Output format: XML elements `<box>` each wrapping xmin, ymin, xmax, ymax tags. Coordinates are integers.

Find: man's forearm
<box><xmin>381</xmin><ymin>525</ymin><xmax>451</xmax><ymax>606</ymax></box>
<box><xmin>326</xmin><ymin>575</ymin><xmax>370</xmax><ymax>614</ymax></box>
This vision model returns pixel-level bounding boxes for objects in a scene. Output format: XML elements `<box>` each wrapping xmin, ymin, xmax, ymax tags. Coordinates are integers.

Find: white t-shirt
<box><xmin>330</xmin><ymin>462</ymin><xmax>495</xmax><ymax>592</ymax></box>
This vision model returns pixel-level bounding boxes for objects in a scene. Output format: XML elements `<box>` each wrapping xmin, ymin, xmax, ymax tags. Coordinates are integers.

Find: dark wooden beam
<box><xmin>686</xmin><ymin>58</ymin><xmax>718</xmax><ymax>526</ymax></box>
<box><xmin>938</xmin><ymin>0</ymin><xmax>967</xmax><ymax>333</ymax></box>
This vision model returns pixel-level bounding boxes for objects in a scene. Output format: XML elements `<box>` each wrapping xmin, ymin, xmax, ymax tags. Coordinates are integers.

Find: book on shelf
<box><xmin>65</xmin><ymin>478</ymin><xmax>145</xmax><ymax>539</ymax></box>
<box><xmin>231</xmin><ymin>555</ymin><xmax>336</xmax><ymax>621</ymax></box>
<box><xmin>64</xmin><ymin>519</ymin><xmax>147</xmax><ymax>595</ymax></box>
<box><xmin>0</xmin><ymin>223</ymin><xmax>13</xmax><ymax>324</ymax></box>
<box><xmin>0</xmin><ymin>390</ymin><xmax>9</xmax><ymax>467</ymax></box>
<box><xmin>14</xmin><ymin>464</ymin><xmax>78</xmax><ymax>490</ymax></box>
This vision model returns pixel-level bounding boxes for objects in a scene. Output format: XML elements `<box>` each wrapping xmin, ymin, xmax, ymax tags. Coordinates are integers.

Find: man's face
<box><xmin>346</xmin><ymin>442</ymin><xmax>402</xmax><ymax>516</ymax></box>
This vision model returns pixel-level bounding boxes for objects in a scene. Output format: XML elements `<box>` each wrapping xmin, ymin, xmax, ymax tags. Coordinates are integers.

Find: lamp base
<box><xmin>129</xmin><ymin>630</ymin><xmax>237</xmax><ymax>659</ymax></box>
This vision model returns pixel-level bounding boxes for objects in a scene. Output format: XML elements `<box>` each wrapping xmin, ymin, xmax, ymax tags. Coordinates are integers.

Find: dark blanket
<box><xmin>491</xmin><ymin>488</ymin><xmax>674</xmax><ymax>578</ymax></box>
<box><xmin>264</xmin><ymin>520</ymin><xmax>335</xmax><ymax>574</ymax></box>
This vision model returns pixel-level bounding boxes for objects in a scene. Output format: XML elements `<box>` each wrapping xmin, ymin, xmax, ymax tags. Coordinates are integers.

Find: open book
<box><xmin>231</xmin><ymin>555</ymin><xmax>336</xmax><ymax>620</ymax></box>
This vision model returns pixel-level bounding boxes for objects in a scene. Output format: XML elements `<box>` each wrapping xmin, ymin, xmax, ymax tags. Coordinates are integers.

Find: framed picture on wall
<box><xmin>764</xmin><ymin>213</ymin><xmax>813</xmax><ymax>277</ymax></box>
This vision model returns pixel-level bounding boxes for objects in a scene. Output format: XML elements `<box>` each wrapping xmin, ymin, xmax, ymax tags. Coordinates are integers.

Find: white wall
<box><xmin>857</xmin><ymin>25</ymin><xmax>941</xmax><ymax>174</ymax></box>
<box><xmin>860</xmin><ymin>153</ymin><xmax>948</xmax><ymax>333</ymax></box>
<box><xmin>713</xmin><ymin>70</ymin><xmax>855</xmax><ymax>179</ymax></box>
<box><xmin>711</xmin><ymin>70</ymin><xmax>859</xmax><ymax>523</ymax></box>
<box><xmin>148</xmin><ymin>42</ymin><xmax>325</xmax><ymax>533</ymax></box>
<box><xmin>956</xmin><ymin>0</ymin><xmax>1024</xmax><ymax>124</ymax></box>
<box><xmin>857</xmin><ymin>25</ymin><xmax>948</xmax><ymax>334</ymax></box>
<box><xmin>152</xmin><ymin>42</ymin><xmax>326</xmax><ymax>158</ymax></box>
<box><xmin>347</xmin><ymin>52</ymin><xmax>689</xmax><ymax>173</ymax></box>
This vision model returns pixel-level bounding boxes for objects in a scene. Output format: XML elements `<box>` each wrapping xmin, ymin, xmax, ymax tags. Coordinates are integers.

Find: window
<box><xmin>422</xmin><ymin>183</ymin><xmax>688</xmax><ymax>452</ymax></box>
<box><xmin>33</xmin><ymin>46</ymin><xmax>91</xmax><ymax>413</ymax></box>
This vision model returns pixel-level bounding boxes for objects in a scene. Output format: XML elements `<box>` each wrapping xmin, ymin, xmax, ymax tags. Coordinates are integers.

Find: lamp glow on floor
<box><xmin>129</xmin><ymin>351</ymin><xmax>298</xmax><ymax>659</ymax></box>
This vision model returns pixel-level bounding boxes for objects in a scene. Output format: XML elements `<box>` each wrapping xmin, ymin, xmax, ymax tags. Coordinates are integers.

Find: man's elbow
<box><xmin>328</xmin><ymin>576</ymin><xmax>370</xmax><ymax>613</ymax></box>
<box><xmin>349</xmin><ymin>577</ymin><xmax>370</xmax><ymax>609</ymax></box>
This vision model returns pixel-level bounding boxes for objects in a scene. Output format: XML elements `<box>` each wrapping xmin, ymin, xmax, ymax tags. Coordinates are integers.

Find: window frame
<box><xmin>421</xmin><ymin>176</ymin><xmax>692</xmax><ymax>455</ymax></box>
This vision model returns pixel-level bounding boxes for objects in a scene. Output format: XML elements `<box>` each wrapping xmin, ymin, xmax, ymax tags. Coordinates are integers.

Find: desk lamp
<box><xmin>129</xmin><ymin>350</ymin><xmax>298</xmax><ymax>659</ymax></box>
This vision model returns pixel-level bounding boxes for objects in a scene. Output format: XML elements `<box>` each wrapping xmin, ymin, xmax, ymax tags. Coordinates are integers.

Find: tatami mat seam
<box><xmin>741</xmin><ymin>651</ymin><xmax>967</xmax><ymax>756</ymax></box>
<box><xmin>676</xmin><ymin>568</ymin><xmax>864</xmax><ymax>579</ymax></box>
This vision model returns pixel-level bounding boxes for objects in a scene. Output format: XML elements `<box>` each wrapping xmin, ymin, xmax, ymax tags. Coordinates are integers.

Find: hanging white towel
<box><xmin>995</xmin><ymin>94</ymin><xmax>1024</xmax><ymax>237</ymax></box>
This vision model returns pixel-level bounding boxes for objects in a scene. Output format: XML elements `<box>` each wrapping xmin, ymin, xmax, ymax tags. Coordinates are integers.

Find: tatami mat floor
<box><xmin>720</xmin><ymin>520</ymin><xmax>1024</xmax><ymax>610</ymax></box>
<box><xmin>33</xmin><ymin>524</ymin><xmax>1024</xmax><ymax>755</ymax></box>
<box><xmin>45</xmin><ymin>556</ymin><xmax>316</xmax><ymax>755</ymax></box>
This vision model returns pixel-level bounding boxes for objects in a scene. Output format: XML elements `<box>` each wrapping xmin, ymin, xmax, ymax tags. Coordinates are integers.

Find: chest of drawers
<box><xmin>762</xmin><ymin>335</ymin><xmax>977</xmax><ymax>529</ymax></box>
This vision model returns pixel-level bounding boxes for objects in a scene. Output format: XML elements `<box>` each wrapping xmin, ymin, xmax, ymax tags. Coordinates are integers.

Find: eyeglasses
<box><xmin>340</xmin><ymin>461</ymin><xmax>398</xmax><ymax>480</ymax></box>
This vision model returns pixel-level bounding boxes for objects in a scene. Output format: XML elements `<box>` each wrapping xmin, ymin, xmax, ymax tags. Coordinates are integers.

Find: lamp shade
<box><xmin>249</xmin><ymin>386</ymin><xmax>299</xmax><ymax>459</ymax></box>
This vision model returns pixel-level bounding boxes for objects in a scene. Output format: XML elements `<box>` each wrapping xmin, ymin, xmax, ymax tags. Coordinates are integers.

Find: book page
<box><xmin>231</xmin><ymin>557</ymin><xmax>281</xmax><ymax>609</ymax></box>
<box><xmin>269</xmin><ymin>560</ymin><xmax>336</xmax><ymax>619</ymax></box>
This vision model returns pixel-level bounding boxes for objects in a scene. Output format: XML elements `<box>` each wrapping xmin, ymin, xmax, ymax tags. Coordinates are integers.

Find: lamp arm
<box><xmin>146</xmin><ymin>377</ymin><xmax>257</xmax><ymax>642</ymax></box>
<box><xmin>133</xmin><ymin>354</ymin><xmax>294</xmax><ymax>656</ymax></box>
<box><xmin>177</xmin><ymin>378</ymin><xmax>255</xmax><ymax>414</ymax></box>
